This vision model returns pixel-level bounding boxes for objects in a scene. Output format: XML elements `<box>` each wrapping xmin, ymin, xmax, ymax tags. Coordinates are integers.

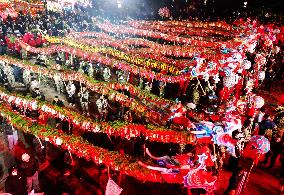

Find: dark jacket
<box><xmin>227</xmin><ymin>172</ymin><xmax>243</xmax><ymax>191</ymax></box>
<box><xmin>2</xmin><ymin>122</ymin><xmax>13</xmax><ymax>135</ymax></box>
<box><xmin>18</xmin><ymin>157</ymin><xmax>39</xmax><ymax>177</ymax></box>
<box><xmin>5</xmin><ymin>174</ymin><xmax>27</xmax><ymax>195</ymax></box>
<box><xmin>57</xmin><ymin>173</ymin><xmax>77</xmax><ymax>194</ymax></box>
<box><xmin>52</xmin><ymin>99</ymin><xmax>64</xmax><ymax>107</ymax></box>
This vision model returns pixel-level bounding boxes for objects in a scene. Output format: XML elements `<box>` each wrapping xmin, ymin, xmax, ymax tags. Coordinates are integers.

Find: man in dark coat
<box><xmin>5</xmin><ymin>166</ymin><xmax>27</xmax><ymax>195</ymax></box>
<box><xmin>18</xmin><ymin>153</ymin><xmax>40</xmax><ymax>193</ymax></box>
<box><xmin>56</xmin><ymin>167</ymin><xmax>77</xmax><ymax>194</ymax></box>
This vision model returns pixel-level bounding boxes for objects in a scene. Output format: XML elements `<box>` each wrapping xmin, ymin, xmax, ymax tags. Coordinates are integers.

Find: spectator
<box><xmin>3</xmin><ymin>121</ymin><xmax>18</xmax><ymax>151</ymax></box>
<box><xmin>264</xmin><ymin>67</ymin><xmax>273</xmax><ymax>91</ymax></box>
<box><xmin>18</xmin><ymin>153</ymin><xmax>40</xmax><ymax>193</ymax></box>
<box><xmin>66</xmin><ymin>81</ymin><xmax>76</xmax><ymax>107</ymax></box>
<box><xmin>52</xmin><ymin>95</ymin><xmax>64</xmax><ymax>107</ymax></box>
<box><xmin>78</xmin><ymin>86</ymin><xmax>89</xmax><ymax>116</ymax></box>
<box><xmin>258</xmin><ymin>114</ymin><xmax>277</xmax><ymax>135</ymax></box>
<box><xmin>254</xmin><ymin>107</ymin><xmax>266</xmax><ymax>124</ymax></box>
<box><xmin>263</xmin><ymin>134</ymin><xmax>283</xmax><ymax>169</ymax></box>
<box><xmin>5</xmin><ymin>166</ymin><xmax>27</xmax><ymax>195</ymax></box>
<box><xmin>242</xmin><ymin>116</ymin><xmax>254</xmax><ymax>140</ymax></box>
<box><xmin>31</xmin><ymin>88</ymin><xmax>45</xmax><ymax>101</ymax></box>
<box><xmin>56</xmin><ymin>167</ymin><xmax>77</xmax><ymax>195</ymax></box>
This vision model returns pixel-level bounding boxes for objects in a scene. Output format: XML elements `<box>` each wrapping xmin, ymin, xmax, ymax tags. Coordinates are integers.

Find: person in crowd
<box><xmin>96</xmin><ymin>95</ymin><xmax>109</xmax><ymax>121</ymax></box>
<box><xmin>3</xmin><ymin>119</ymin><xmax>18</xmax><ymax>151</ymax></box>
<box><xmin>124</xmin><ymin>110</ymin><xmax>133</xmax><ymax>123</ymax></box>
<box><xmin>103</xmin><ymin>67</ymin><xmax>111</xmax><ymax>82</ymax></box>
<box><xmin>264</xmin><ymin>66</ymin><xmax>274</xmax><ymax>91</ymax></box>
<box><xmin>31</xmin><ymin>88</ymin><xmax>45</xmax><ymax>101</ymax></box>
<box><xmin>78</xmin><ymin>86</ymin><xmax>89</xmax><ymax>116</ymax></box>
<box><xmin>66</xmin><ymin>81</ymin><xmax>76</xmax><ymax>107</ymax></box>
<box><xmin>255</xmin><ymin>107</ymin><xmax>266</xmax><ymax>123</ymax></box>
<box><xmin>258</xmin><ymin>114</ymin><xmax>277</xmax><ymax>135</ymax></box>
<box><xmin>227</xmin><ymin>129</ymin><xmax>245</xmax><ymax>171</ymax></box>
<box><xmin>18</xmin><ymin>153</ymin><xmax>40</xmax><ymax>193</ymax></box>
<box><xmin>263</xmin><ymin>134</ymin><xmax>283</xmax><ymax>169</ymax></box>
<box><xmin>168</xmin><ymin>100</ymin><xmax>196</xmax><ymax>131</ymax></box>
<box><xmin>5</xmin><ymin>166</ymin><xmax>27</xmax><ymax>195</ymax></box>
<box><xmin>246</xmin><ymin>102</ymin><xmax>256</xmax><ymax>118</ymax></box>
<box><xmin>0</xmin><ymin>37</ymin><xmax>6</xmax><ymax>55</ymax></box>
<box><xmin>29</xmin><ymin>78</ymin><xmax>39</xmax><ymax>92</ymax></box>
<box><xmin>56</xmin><ymin>167</ymin><xmax>77</xmax><ymax>195</ymax></box>
<box><xmin>52</xmin><ymin>95</ymin><xmax>64</xmax><ymax>107</ymax></box>
<box><xmin>32</xmin><ymin>136</ymin><xmax>46</xmax><ymax>163</ymax></box>
<box><xmin>242</xmin><ymin>116</ymin><xmax>254</xmax><ymax>140</ymax></box>
<box><xmin>97</xmin><ymin>165</ymin><xmax>108</xmax><ymax>195</ymax></box>
<box><xmin>254</xmin><ymin>107</ymin><xmax>266</xmax><ymax>127</ymax></box>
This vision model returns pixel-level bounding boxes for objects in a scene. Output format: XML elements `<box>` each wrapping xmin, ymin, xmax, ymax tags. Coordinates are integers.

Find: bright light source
<box><xmin>243</xmin><ymin>1</ymin><xmax>247</xmax><ymax>8</ymax></box>
<box><xmin>117</xmin><ymin>0</ymin><xmax>122</xmax><ymax>8</ymax></box>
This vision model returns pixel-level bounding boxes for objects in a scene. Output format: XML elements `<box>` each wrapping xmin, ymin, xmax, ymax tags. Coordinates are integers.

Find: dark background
<box><xmin>89</xmin><ymin>0</ymin><xmax>283</xmax><ymax>22</ymax></box>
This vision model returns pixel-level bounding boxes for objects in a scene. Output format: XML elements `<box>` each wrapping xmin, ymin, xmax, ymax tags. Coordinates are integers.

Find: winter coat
<box><xmin>5</xmin><ymin>174</ymin><xmax>27</xmax><ymax>195</ymax></box>
<box><xmin>18</xmin><ymin>157</ymin><xmax>39</xmax><ymax>177</ymax></box>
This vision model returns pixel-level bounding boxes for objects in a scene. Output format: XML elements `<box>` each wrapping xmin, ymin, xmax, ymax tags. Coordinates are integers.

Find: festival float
<box><xmin>0</xmin><ymin>3</ymin><xmax>281</xmax><ymax>193</ymax></box>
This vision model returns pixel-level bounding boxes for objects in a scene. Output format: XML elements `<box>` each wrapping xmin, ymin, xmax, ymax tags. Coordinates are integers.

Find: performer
<box><xmin>145</xmin><ymin>81</ymin><xmax>152</xmax><ymax>92</ymax></box>
<box><xmin>78</xmin><ymin>86</ymin><xmax>89</xmax><ymax>116</ymax></box>
<box><xmin>53</xmin><ymin>74</ymin><xmax>64</xmax><ymax>94</ymax></box>
<box><xmin>52</xmin><ymin>96</ymin><xmax>64</xmax><ymax>107</ymax></box>
<box><xmin>96</xmin><ymin>95</ymin><xmax>109</xmax><ymax>121</ymax></box>
<box><xmin>66</xmin><ymin>81</ymin><xmax>76</xmax><ymax>107</ymax></box>
<box><xmin>31</xmin><ymin>88</ymin><xmax>45</xmax><ymax>101</ymax></box>
<box><xmin>158</xmin><ymin>81</ymin><xmax>166</xmax><ymax>97</ymax></box>
<box><xmin>168</xmin><ymin>100</ymin><xmax>196</xmax><ymax>131</ymax></box>
<box><xmin>29</xmin><ymin>78</ymin><xmax>39</xmax><ymax>92</ymax></box>
<box><xmin>87</xmin><ymin>62</ymin><xmax>94</xmax><ymax>78</ymax></box>
<box><xmin>103</xmin><ymin>67</ymin><xmax>111</xmax><ymax>82</ymax></box>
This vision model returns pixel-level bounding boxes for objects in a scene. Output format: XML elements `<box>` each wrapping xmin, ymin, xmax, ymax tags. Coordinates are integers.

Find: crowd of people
<box><xmin>0</xmin><ymin>2</ymin><xmax>283</xmax><ymax>195</ymax></box>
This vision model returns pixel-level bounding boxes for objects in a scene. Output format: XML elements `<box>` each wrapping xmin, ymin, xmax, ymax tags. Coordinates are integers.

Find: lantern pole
<box><xmin>237</xmin><ymin>154</ymin><xmax>259</xmax><ymax>195</ymax></box>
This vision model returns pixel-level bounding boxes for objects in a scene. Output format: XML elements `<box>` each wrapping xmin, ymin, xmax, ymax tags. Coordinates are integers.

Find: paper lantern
<box><xmin>253</xmin><ymin>96</ymin><xmax>264</xmax><ymax>108</ymax></box>
<box><xmin>249</xmin><ymin>135</ymin><xmax>270</xmax><ymax>154</ymax></box>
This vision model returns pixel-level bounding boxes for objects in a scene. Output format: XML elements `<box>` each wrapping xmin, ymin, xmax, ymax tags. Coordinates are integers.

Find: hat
<box><xmin>22</xmin><ymin>153</ymin><xmax>30</xmax><ymax>162</ymax></box>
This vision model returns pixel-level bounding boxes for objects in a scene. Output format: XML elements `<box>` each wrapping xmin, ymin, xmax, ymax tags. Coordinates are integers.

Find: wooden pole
<box><xmin>35</xmin><ymin>135</ymin><xmax>43</xmax><ymax>148</ymax></box>
<box><xmin>68</xmin><ymin>146</ymin><xmax>74</xmax><ymax>165</ymax></box>
<box><xmin>237</xmin><ymin>158</ymin><xmax>256</xmax><ymax>195</ymax></box>
<box><xmin>196</xmin><ymin>77</ymin><xmax>206</xmax><ymax>95</ymax></box>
